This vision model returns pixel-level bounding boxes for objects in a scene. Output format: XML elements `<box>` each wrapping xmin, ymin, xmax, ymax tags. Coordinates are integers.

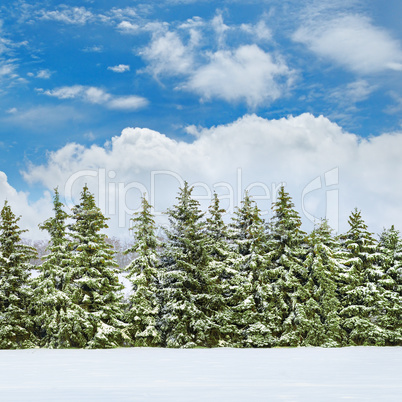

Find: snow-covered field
<box><xmin>0</xmin><ymin>347</ymin><xmax>401</xmax><ymax>401</ymax></box>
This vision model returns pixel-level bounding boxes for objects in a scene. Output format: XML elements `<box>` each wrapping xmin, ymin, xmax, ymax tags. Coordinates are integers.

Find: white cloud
<box><xmin>0</xmin><ymin>171</ymin><xmax>52</xmax><ymax>239</ymax></box>
<box><xmin>36</xmin><ymin>69</ymin><xmax>52</xmax><ymax>79</ymax></box>
<box><xmin>386</xmin><ymin>92</ymin><xmax>402</xmax><ymax>115</ymax></box>
<box><xmin>107</xmin><ymin>7</ymin><xmax>137</xmax><ymax>20</ymax></box>
<box><xmin>43</xmin><ymin>85</ymin><xmax>147</xmax><ymax>111</ymax></box>
<box><xmin>0</xmin><ymin>63</ymin><xmax>17</xmax><ymax>77</ymax></box>
<box><xmin>84</xmin><ymin>87</ymin><xmax>111</xmax><ymax>104</ymax></box>
<box><xmin>293</xmin><ymin>14</ymin><xmax>402</xmax><ymax>73</ymax></box>
<box><xmin>44</xmin><ymin>85</ymin><xmax>87</xmax><ymax>99</ymax></box>
<box><xmin>28</xmin><ymin>69</ymin><xmax>52</xmax><ymax>79</ymax></box>
<box><xmin>139</xmin><ymin>15</ymin><xmax>292</xmax><ymax>107</ymax></box>
<box><xmin>211</xmin><ymin>13</ymin><xmax>229</xmax><ymax>48</ymax></box>
<box><xmin>3</xmin><ymin>105</ymin><xmax>86</xmax><ymax>130</ymax></box>
<box><xmin>39</xmin><ymin>6</ymin><xmax>94</xmax><ymax>25</ymax></box>
<box><xmin>343</xmin><ymin>80</ymin><xmax>376</xmax><ymax>102</ymax></box>
<box><xmin>186</xmin><ymin>45</ymin><xmax>293</xmax><ymax>107</ymax></box>
<box><xmin>141</xmin><ymin>31</ymin><xmax>195</xmax><ymax>77</ymax></box>
<box><xmin>107</xmin><ymin>96</ymin><xmax>149</xmax><ymax>110</ymax></box>
<box><xmin>178</xmin><ymin>17</ymin><xmax>204</xmax><ymax>47</ymax></box>
<box><xmin>108</xmin><ymin>64</ymin><xmax>130</xmax><ymax>73</ymax></box>
<box><xmin>330</xmin><ymin>80</ymin><xmax>377</xmax><ymax>106</ymax></box>
<box><xmin>21</xmin><ymin>113</ymin><xmax>402</xmax><ymax>237</ymax></box>
<box><xmin>117</xmin><ymin>20</ymin><xmax>167</xmax><ymax>35</ymax></box>
<box><xmin>240</xmin><ymin>20</ymin><xmax>272</xmax><ymax>42</ymax></box>
<box><xmin>82</xmin><ymin>45</ymin><xmax>104</xmax><ymax>53</ymax></box>
<box><xmin>117</xmin><ymin>21</ymin><xmax>140</xmax><ymax>34</ymax></box>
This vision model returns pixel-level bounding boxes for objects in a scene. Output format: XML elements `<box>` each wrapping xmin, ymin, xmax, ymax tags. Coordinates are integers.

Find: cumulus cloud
<box><xmin>117</xmin><ymin>21</ymin><xmax>140</xmax><ymax>34</ymax></box>
<box><xmin>139</xmin><ymin>14</ymin><xmax>293</xmax><ymax>107</ymax></box>
<box><xmin>0</xmin><ymin>171</ymin><xmax>52</xmax><ymax>239</ymax></box>
<box><xmin>36</xmin><ymin>69</ymin><xmax>52</xmax><ymax>79</ymax></box>
<box><xmin>117</xmin><ymin>20</ymin><xmax>168</xmax><ymax>35</ymax></box>
<box><xmin>22</xmin><ymin>114</ymin><xmax>402</xmax><ymax>237</ymax></box>
<box><xmin>141</xmin><ymin>29</ymin><xmax>293</xmax><ymax>107</ymax></box>
<box><xmin>293</xmin><ymin>14</ymin><xmax>402</xmax><ymax>73</ymax></box>
<box><xmin>141</xmin><ymin>31</ymin><xmax>195</xmax><ymax>77</ymax></box>
<box><xmin>43</xmin><ymin>85</ymin><xmax>147</xmax><ymax>111</ymax></box>
<box><xmin>186</xmin><ymin>45</ymin><xmax>293</xmax><ymax>107</ymax></box>
<box><xmin>107</xmin><ymin>64</ymin><xmax>130</xmax><ymax>73</ymax></box>
<box><xmin>107</xmin><ymin>7</ymin><xmax>137</xmax><ymax>21</ymax></box>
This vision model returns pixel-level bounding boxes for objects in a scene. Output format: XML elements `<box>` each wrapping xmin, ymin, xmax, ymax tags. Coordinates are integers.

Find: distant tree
<box><xmin>266</xmin><ymin>186</ymin><xmax>308</xmax><ymax>346</ymax></box>
<box><xmin>338</xmin><ymin>208</ymin><xmax>386</xmax><ymax>346</ymax></box>
<box><xmin>124</xmin><ymin>196</ymin><xmax>161</xmax><ymax>347</ymax></box>
<box><xmin>159</xmin><ymin>182</ymin><xmax>215</xmax><ymax>348</ymax></box>
<box><xmin>0</xmin><ymin>201</ymin><xmax>37</xmax><ymax>348</ymax></box>
<box><xmin>228</xmin><ymin>193</ymin><xmax>273</xmax><ymax>347</ymax></box>
<box><xmin>68</xmin><ymin>185</ymin><xmax>127</xmax><ymax>348</ymax></box>
<box><xmin>32</xmin><ymin>188</ymin><xmax>91</xmax><ymax>348</ymax></box>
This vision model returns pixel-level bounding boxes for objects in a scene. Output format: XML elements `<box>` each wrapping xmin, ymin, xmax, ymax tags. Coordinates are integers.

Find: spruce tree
<box><xmin>32</xmin><ymin>188</ymin><xmax>91</xmax><ymax>348</ymax></box>
<box><xmin>68</xmin><ymin>185</ymin><xmax>126</xmax><ymax>348</ymax></box>
<box><xmin>124</xmin><ymin>196</ymin><xmax>161</xmax><ymax>347</ymax></box>
<box><xmin>228</xmin><ymin>193</ymin><xmax>273</xmax><ymax>347</ymax></box>
<box><xmin>204</xmin><ymin>193</ymin><xmax>237</xmax><ymax>346</ymax></box>
<box><xmin>266</xmin><ymin>186</ymin><xmax>307</xmax><ymax>346</ymax></box>
<box><xmin>377</xmin><ymin>226</ymin><xmax>402</xmax><ymax>345</ymax></box>
<box><xmin>302</xmin><ymin>220</ymin><xmax>344</xmax><ymax>346</ymax></box>
<box><xmin>159</xmin><ymin>182</ymin><xmax>215</xmax><ymax>348</ymax></box>
<box><xmin>0</xmin><ymin>201</ymin><xmax>37</xmax><ymax>348</ymax></box>
<box><xmin>338</xmin><ymin>208</ymin><xmax>386</xmax><ymax>346</ymax></box>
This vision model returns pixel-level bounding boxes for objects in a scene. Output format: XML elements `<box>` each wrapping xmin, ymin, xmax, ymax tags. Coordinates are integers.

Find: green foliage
<box><xmin>68</xmin><ymin>185</ymin><xmax>126</xmax><ymax>348</ymax></box>
<box><xmin>159</xmin><ymin>182</ymin><xmax>216</xmax><ymax>348</ymax></box>
<box><xmin>228</xmin><ymin>192</ymin><xmax>274</xmax><ymax>347</ymax></box>
<box><xmin>2</xmin><ymin>183</ymin><xmax>402</xmax><ymax>349</ymax></box>
<box><xmin>124</xmin><ymin>196</ymin><xmax>161</xmax><ymax>347</ymax></box>
<box><xmin>377</xmin><ymin>226</ymin><xmax>402</xmax><ymax>345</ymax></box>
<box><xmin>266</xmin><ymin>186</ymin><xmax>308</xmax><ymax>346</ymax></box>
<box><xmin>302</xmin><ymin>220</ymin><xmax>344</xmax><ymax>346</ymax></box>
<box><xmin>32</xmin><ymin>188</ymin><xmax>91</xmax><ymax>348</ymax></box>
<box><xmin>0</xmin><ymin>201</ymin><xmax>37</xmax><ymax>348</ymax></box>
<box><xmin>338</xmin><ymin>208</ymin><xmax>386</xmax><ymax>346</ymax></box>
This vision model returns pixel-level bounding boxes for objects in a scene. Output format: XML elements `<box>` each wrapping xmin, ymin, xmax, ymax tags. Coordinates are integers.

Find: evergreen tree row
<box><xmin>0</xmin><ymin>183</ymin><xmax>401</xmax><ymax>349</ymax></box>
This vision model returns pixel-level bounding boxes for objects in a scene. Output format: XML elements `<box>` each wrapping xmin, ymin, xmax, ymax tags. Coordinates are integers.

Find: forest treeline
<box><xmin>0</xmin><ymin>183</ymin><xmax>401</xmax><ymax>349</ymax></box>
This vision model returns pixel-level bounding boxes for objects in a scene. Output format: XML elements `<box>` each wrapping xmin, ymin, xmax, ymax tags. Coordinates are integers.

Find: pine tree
<box><xmin>204</xmin><ymin>193</ymin><xmax>237</xmax><ymax>346</ymax></box>
<box><xmin>338</xmin><ymin>208</ymin><xmax>386</xmax><ymax>346</ymax></box>
<box><xmin>0</xmin><ymin>201</ymin><xmax>37</xmax><ymax>348</ymax></box>
<box><xmin>377</xmin><ymin>226</ymin><xmax>402</xmax><ymax>345</ymax></box>
<box><xmin>228</xmin><ymin>193</ymin><xmax>273</xmax><ymax>347</ymax></box>
<box><xmin>302</xmin><ymin>220</ymin><xmax>344</xmax><ymax>347</ymax></box>
<box><xmin>266</xmin><ymin>186</ymin><xmax>308</xmax><ymax>346</ymax></box>
<box><xmin>159</xmin><ymin>182</ymin><xmax>215</xmax><ymax>348</ymax></box>
<box><xmin>124</xmin><ymin>196</ymin><xmax>161</xmax><ymax>347</ymax></box>
<box><xmin>32</xmin><ymin>188</ymin><xmax>91</xmax><ymax>348</ymax></box>
<box><xmin>68</xmin><ymin>185</ymin><xmax>126</xmax><ymax>348</ymax></box>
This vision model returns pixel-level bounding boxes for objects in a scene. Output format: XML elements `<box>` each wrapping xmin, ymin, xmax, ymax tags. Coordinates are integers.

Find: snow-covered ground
<box><xmin>0</xmin><ymin>347</ymin><xmax>401</xmax><ymax>401</ymax></box>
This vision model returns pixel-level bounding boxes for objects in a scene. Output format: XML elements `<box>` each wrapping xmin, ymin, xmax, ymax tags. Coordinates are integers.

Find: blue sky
<box><xmin>1</xmin><ymin>0</ymin><xmax>402</xmax><ymax>238</ymax></box>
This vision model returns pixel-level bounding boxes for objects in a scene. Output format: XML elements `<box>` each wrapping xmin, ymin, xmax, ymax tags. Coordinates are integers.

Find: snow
<box><xmin>0</xmin><ymin>347</ymin><xmax>401</xmax><ymax>401</ymax></box>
